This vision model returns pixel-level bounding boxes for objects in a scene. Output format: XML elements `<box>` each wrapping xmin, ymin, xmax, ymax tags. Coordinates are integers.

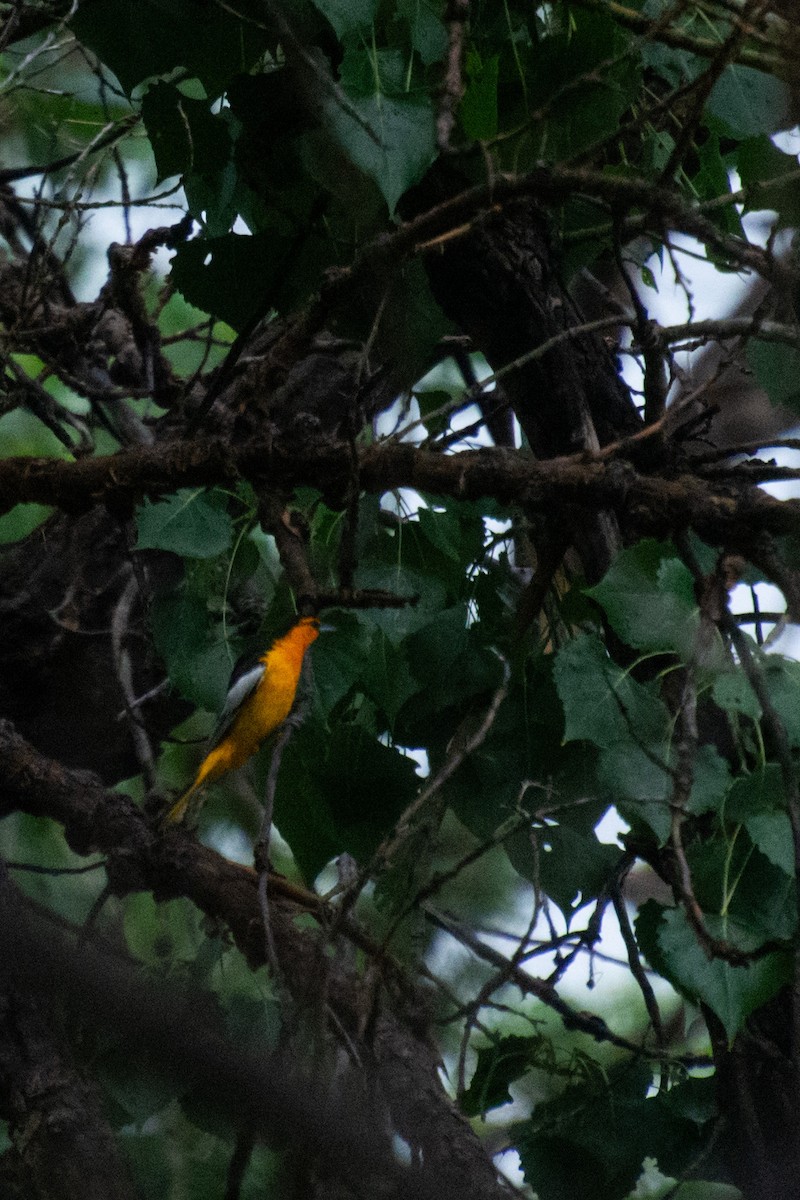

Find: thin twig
<box><xmin>438</xmin><ymin>0</ymin><xmax>470</xmax><ymax>152</ymax></box>
<box><xmin>392</xmin><ymin>811</ymin><xmax>531</xmax><ymax>929</ymax></box>
<box><xmin>425</xmin><ymin>908</ymin><xmax>703</xmax><ymax>1064</ymax></box>
<box><xmin>613</xmin><ymin>223</ymin><xmax>669</xmax><ymax>425</ymax></box>
<box><xmin>334</xmin><ymin>654</ymin><xmax>511</xmax><ymax>938</ymax></box>
<box><xmin>224</xmin><ymin>1126</ymin><xmax>255</xmax><ymax>1200</ymax></box>
<box><xmin>611</xmin><ymin>871</ymin><xmax>665</xmax><ymax>1044</ymax></box>
<box><xmin>5</xmin><ymin>858</ymin><xmax>106</xmax><ymax>876</ymax></box>
<box><xmin>569</xmin><ymin>0</ymin><xmax>786</xmax><ymax>74</ymax></box>
<box><xmin>111</xmin><ymin>571</ymin><xmax>157</xmax><ymax>792</ymax></box>
<box><xmin>373</xmin><ymin>653</ymin><xmax>510</xmax><ymax>873</ymax></box>
<box><xmin>255</xmin><ymin>714</ymin><xmax>301</xmax><ymax>979</ymax></box>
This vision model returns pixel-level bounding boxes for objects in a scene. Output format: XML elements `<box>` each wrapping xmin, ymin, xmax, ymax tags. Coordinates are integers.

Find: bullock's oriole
<box><xmin>165</xmin><ymin>615</ymin><xmax>321</xmax><ymax>824</ymax></box>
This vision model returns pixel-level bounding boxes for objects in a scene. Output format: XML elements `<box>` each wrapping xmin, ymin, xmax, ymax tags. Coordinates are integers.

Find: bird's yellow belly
<box><xmin>233</xmin><ymin>667</ymin><xmax>295</xmax><ymax>760</ymax></box>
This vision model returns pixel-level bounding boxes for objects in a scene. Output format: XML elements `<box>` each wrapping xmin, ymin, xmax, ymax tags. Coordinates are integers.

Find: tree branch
<box><xmin>4</xmin><ymin>438</ymin><xmax>800</xmax><ymax>558</ymax></box>
<box><xmin>0</xmin><ymin>720</ymin><xmax>512</xmax><ymax>1200</ymax></box>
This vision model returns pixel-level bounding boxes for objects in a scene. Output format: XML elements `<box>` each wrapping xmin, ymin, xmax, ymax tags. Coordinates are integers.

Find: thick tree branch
<box><xmin>3</xmin><ymin>438</ymin><xmax>800</xmax><ymax>555</ymax></box>
<box><xmin>329</xmin><ymin>163</ymin><xmax>789</xmax><ymax>318</ymax></box>
<box><xmin>0</xmin><ymin>869</ymin><xmax>407</xmax><ymax>1200</ymax></box>
<box><xmin>0</xmin><ymin>720</ymin><xmax>511</xmax><ymax>1200</ymax></box>
<box><xmin>0</xmin><ymin>946</ymin><xmax>138</xmax><ymax>1200</ymax></box>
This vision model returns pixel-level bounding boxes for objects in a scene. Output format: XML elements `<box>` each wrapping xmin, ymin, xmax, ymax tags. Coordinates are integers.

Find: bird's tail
<box><xmin>163</xmin><ymin>778</ymin><xmax>202</xmax><ymax>825</ymax></box>
<box><xmin>162</xmin><ymin>743</ymin><xmax>230</xmax><ymax>825</ymax></box>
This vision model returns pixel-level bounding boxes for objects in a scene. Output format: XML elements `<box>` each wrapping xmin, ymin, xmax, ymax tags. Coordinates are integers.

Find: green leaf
<box><xmin>0</xmin><ymin>502</ymin><xmax>51</xmax><ymax>546</ymax></box>
<box><xmin>691</xmin><ymin>128</ymin><xmax>744</xmax><ymax>237</ymax></box>
<box><xmin>413</xmin><ymin>387</ymin><xmax>454</xmax><ymax>429</ymax></box>
<box><xmin>310</xmin><ymin>611</ymin><xmax>372</xmax><ymax>713</ymax></box>
<box><xmin>185</xmin><ymin>141</ymin><xmax>239</xmax><ymax>236</ymax></box>
<box><xmin>178</xmin><ymin>1125</ymin><xmax>240</xmax><ymax>1189</ymax></box>
<box><xmin>724</xmin><ymin>764</ymin><xmax>785</xmax><ymax>822</ymax></box>
<box><xmin>687</xmin><ymin>836</ymin><xmax>796</xmax><ymax>945</ymax></box>
<box><xmin>310</xmin><ymin>0</ymin><xmax>380</xmax><ymax>40</ymax></box>
<box><xmin>170</xmin><ymin>232</ymin><xmax>278</xmax><ymax>330</ymax></box>
<box><xmin>554</xmin><ymin>632</ymin><xmax>670</xmax><ymax>751</ymax></box>
<box><xmin>339</xmin><ymin>46</ymin><xmax>408</xmax><ymax>96</ymax></box>
<box><xmin>554</xmin><ymin>633</ymin><xmax>673</xmax><ymax>839</ymax></box>
<box><xmin>708</xmin><ymin>65</ymin><xmax>790</xmax><ymax>138</ymax></box>
<box><xmin>121</xmin><ymin>1131</ymin><xmax>172</xmax><ymax>1196</ymax></box>
<box><xmin>70</xmin><ymin>0</ymin><xmax>270</xmax><ymax>97</ymax></box>
<box><xmin>712</xmin><ymin>670</ymin><xmax>761</xmax><ymax>720</ymax></box>
<box><xmin>266</xmin><ymin>732</ymin><xmax>336</xmax><ymax>880</ymax></box>
<box><xmin>417</xmin><ymin>506</ymin><xmax>470</xmax><ymax>562</ymax></box>
<box><xmin>97</xmin><ymin>1046</ymin><xmax>180</xmax><ymax>1123</ymax></box>
<box><xmin>659</xmin><ymin>1074</ymin><xmax>717</xmax><ymax>1126</ymax></box>
<box><xmin>558</xmin><ymin>196</ymin><xmax>617</xmax><ymax>281</ymax></box>
<box><xmin>124</xmin><ymin>893</ymin><xmax>203</xmax><ymax>967</ymax></box>
<box><xmin>636</xmin><ymin>902</ymin><xmax>791</xmax><ymax>1040</ymax></box>
<box><xmin>141</xmin><ymin>84</ymin><xmax>234</xmax><ymax>216</ymax></box>
<box><xmin>724</xmin><ymin>765</ymin><xmax>799</xmax><ymax>875</ymax></box>
<box><xmin>401</xmin><ymin>605</ymin><xmax>502</xmax><ymax>731</ymax></box>
<box><xmin>135</xmin><ymin>489</ymin><xmax>233</xmax><ymax>558</ymax></box>
<box><xmin>515</xmin><ymin>1063</ymin><xmax>711</xmax><ymax>1200</ymax></box>
<box><xmin>140</xmin><ymin>82</ymin><xmax>193</xmax><ymax>181</ymax></box>
<box><xmin>744</xmin><ymin>811</ymin><xmax>795</xmax><ymax>876</ymax></box>
<box><xmin>746</xmin><ymin>339</ymin><xmax>800</xmax><ymax>413</ymax></box>
<box><xmin>151</xmin><ymin>589</ymin><xmax>233</xmax><ymax>711</ymax></box>
<box><xmin>535</xmin><ymin>823</ymin><xmax>619</xmax><ymax>914</ymax></box>
<box><xmin>445</xmin><ymin>688</ymin><xmax>552</xmax><ymax>842</ymax></box>
<box><xmin>587</xmin><ymin>540</ymin><xmax>699</xmax><ymax>658</ymax></box>
<box><xmin>646</xmin><ymin>1183</ymin><xmax>741</xmax><ymax>1200</ymax></box>
<box><xmin>274</xmin><ymin>723</ymin><xmax>418</xmax><ymax>879</ymax></box>
<box><xmin>763</xmin><ymin>656</ymin><xmax>800</xmax><ymax>746</ymax></box>
<box><xmin>642</xmin><ymin>129</ymin><xmax>675</xmax><ymax>176</ymax></box>
<box><xmin>461</xmin><ymin>1035</ymin><xmax>543</xmax><ymax>1117</ymax></box>
<box><xmin>360</xmin><ymin>628</ymin><xmax>419</xmax><ymax>725</ymax></box>
<box><xmin>555</xmin><ymin>633</ymin><xmax>675</xmax><ymax>839</ymax></box>
<box><xmin>326</xmin><ymin>90</ymin><xmax>436</xmax><ymax>214</ymax></box>
<box><xmin>516</xmin><ymin>1062</ymin><xmax>652</xmax><ymax>1200</ymax></box>
<box><xmin>641</xmin><ymin>40</ymin><xmax>703</xmax><ymax>90</ymax></box>
<box><xmin>369</xmin><ymin>262</ymin><xmax>454</xmax><ymax>404</ymax></box>
<box><xmin>597</xmin><ymin>743</ymin><xmax>672</xmax><ymax>842</ymax></box>
<box><xmin>206</xmin><ymin>951</ymin><xmax>280</xmax><ymax>1050</ymax></box>
<box><xmin>510</xmin><ymin>9</ymin><xmax>640</xmax><ymax>162</ymax></box>
<box><xmin>686</xmin><ymin>744</ymin><xmax>732</xmax><ymax>816</ymax></box>
<box><xmin>461</xmin><ymin>50</ymin><xmax>500</xmax><ymax>140</ymax></box>
<box><xmin>397</xmin><ymin>0</ymin><xmax>448</xmax><ymax>66</ymax></box>
<box><xmin>321</xmin><ymin>724</ymin><xmax>420</xmax><ymax>857</ymax></box>
<box><xmin>737</xmin><ymin>136</ymin><xmax>800</xmax><ymax>227</ymax></box>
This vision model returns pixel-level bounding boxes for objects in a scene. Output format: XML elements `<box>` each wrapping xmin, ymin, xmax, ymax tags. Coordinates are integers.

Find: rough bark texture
<box><xmin>0</xmin><ymin>508</ymin><xmax>187</xmax><ymax>781</ymax></box>
<box><xmin>0</xmin><ymin>980</ymin><xmax>138</xmax><ymax>1200</ymax></box>
<box><xmin>704</xmin><ymin>997</ymin><xmax>800</xmax><ymax>1200</ymax></box>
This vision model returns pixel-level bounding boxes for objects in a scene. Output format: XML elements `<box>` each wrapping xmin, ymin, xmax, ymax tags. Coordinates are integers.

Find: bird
<box><xmin>164</xmin><ymin>615</ymin><xmax>321</xmax><ymax>824</ymax></box>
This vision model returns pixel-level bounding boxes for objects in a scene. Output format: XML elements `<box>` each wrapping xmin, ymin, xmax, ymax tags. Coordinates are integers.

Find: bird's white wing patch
<box><xmin>209</xmin><ymin>664</ymin><xmax>264</xmax><ymax>747</ymax></box>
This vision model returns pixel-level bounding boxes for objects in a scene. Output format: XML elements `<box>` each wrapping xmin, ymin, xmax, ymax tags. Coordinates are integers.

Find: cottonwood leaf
<box><xmin>136</xmin><ymin>490</ymin><xmax>233</xmax><ymax>558</ymax></box>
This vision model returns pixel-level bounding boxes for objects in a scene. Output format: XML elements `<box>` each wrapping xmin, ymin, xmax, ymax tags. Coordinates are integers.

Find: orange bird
<box><xmin>165</xmin><ymin>615</ymin><xmax>321</xmax><ymax>824</ymax></box>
